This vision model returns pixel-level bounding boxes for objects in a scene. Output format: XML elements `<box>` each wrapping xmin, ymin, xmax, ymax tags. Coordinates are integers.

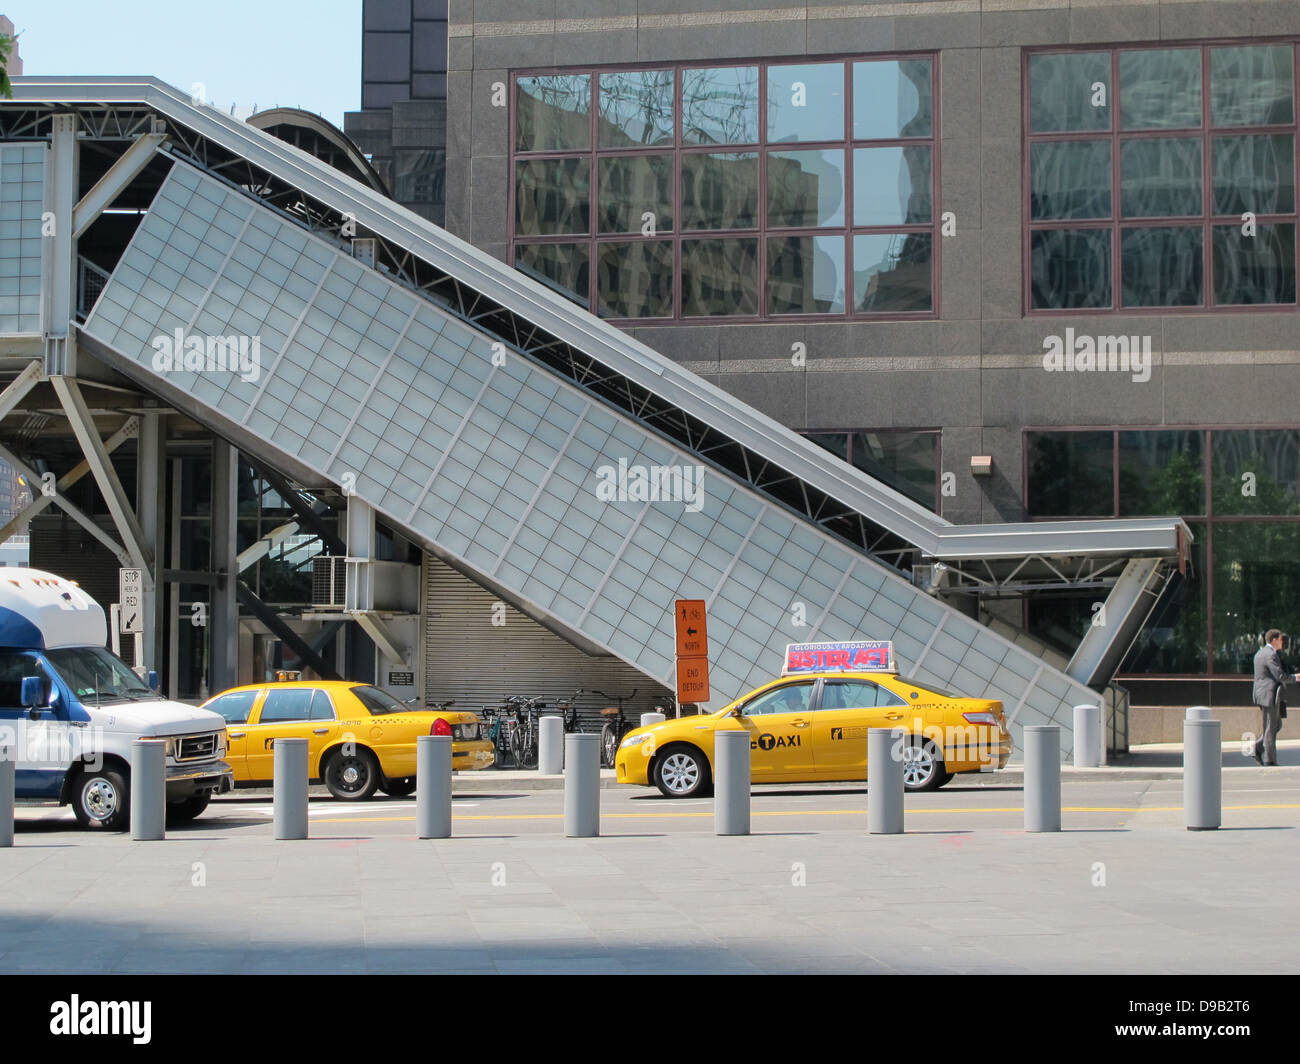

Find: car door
<box><xmin>208</xmin><ymin>689</ymin><xmax>261</xmax><ymax>780</ymax></box>
<box><xmin>243</xmin><ymin>687</ymin><xmax>324</xmax><ymax>782</ymax></box>
<box><xmin>731</xmin><ymin>681</ymin><xmax>817</xmax><ymax>779</ymax></box>
<box><xmin>811</xmin><ymin>678</ymin><xmax>910</xmax><ymax>778</ymax></box>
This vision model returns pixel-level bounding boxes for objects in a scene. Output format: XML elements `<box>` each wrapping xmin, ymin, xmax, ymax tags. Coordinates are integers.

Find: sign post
<box><xmin>674</xmin><ymin>598</ymin><xmax>710</xmax><ymax>705</ymax></box>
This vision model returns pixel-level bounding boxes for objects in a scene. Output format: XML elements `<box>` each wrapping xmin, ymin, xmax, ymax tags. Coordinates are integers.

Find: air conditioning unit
<box><xmin>312</xmin><ymin>556</ymin><xmax>347</xmax><ymax>608</ymax></box>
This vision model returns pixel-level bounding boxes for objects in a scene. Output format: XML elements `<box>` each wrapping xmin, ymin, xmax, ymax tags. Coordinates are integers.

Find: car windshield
<box><xmin>350</xmin><ymin>685</ymin><xmax>410</xmax><ymax>715</ymax></box>
<box><xmin>43</xmin><ymin>646</ymin><xmax>157</xmax><ymax>704</ymax></box>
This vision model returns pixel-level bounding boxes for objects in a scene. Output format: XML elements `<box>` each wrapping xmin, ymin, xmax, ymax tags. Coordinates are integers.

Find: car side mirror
<box><xmin>21</xmin><ymin>675</ymin><xmax>48</xmax><ymax>716</ymax></box>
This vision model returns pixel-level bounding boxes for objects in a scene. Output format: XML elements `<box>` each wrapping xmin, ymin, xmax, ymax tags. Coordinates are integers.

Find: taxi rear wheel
<box><xmin>653</xmin><ymin>745</ymin><xmax>712</xmax><ymax>799</ymax></box>
<box><xmin>323</xmin><ymin>748</ymin><xmax>381</xmax><ymax>800</ymax></box>
<box><xmin>380</xmin><ymin>777</ymin><xmax>417</xmax><ymax>797</ymax></box>
<box><xmin>901</xmin><ymin>737</ymin><xmax>946</xmax><ymax>792</ymax></box>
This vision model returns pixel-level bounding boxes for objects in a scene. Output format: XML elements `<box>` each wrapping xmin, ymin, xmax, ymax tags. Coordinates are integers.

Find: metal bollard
<box><xmin>640</xmin><ymin>712</ymin><xmax>666</xmax><ymax>728</ymax></box>
<box><xmin>130</xmin><ymin>739</ymin><xmax>166</xmax><ymax>841</ymax></box>
<box><xmin>1072</xmin><ymin>704</ymin><xmax>1101</xmax><ymax>768</ymax></box>
<box><xmin>416</xmin><ymin>735</ymin><xmax>452</xmax><ymax>839</ymax></box>
<box><xmin>1184</xmin><ymin>718</ymin><xmax>1221</xmax><ymax>831</ymax></box>
<box><xmin>1186</xmin><ymin>705</ymin><xmax>1213</xmax><ymax>721</ymax></box>
<box><xmin>564</xmin><ymin>732</ymin><xmax>600</xmax><ymax>837</ymax></box>
<box><xmin>538</xmin><ymin>714</ymin><xmax>564</xmax><ymax>775</ymax></box>
<box><xmin>714</xmin><ymin>730</ymin><xmax>751</xmax><ymax>835</ymax></box>
<box><xmin>867</xmin><ymin>728</ymin><xmax>904</xmax><ymax>834</ymax></box>
<box><xmin>274</xmin><ymin>737</ymin><xmax>309</xmax><ymax>840</ymax></box>
<box><xmin>0</xmin><ymin>746</ymin><xmax>13</xmax><ymax>847</ymax></box>
<box><xmin>1023</xmin><ymin>725</ymin><xmax>1061</xmax><ymax>832</ymax></box>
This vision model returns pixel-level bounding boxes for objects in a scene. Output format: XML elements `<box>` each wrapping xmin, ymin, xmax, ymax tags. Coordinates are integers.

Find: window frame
<box><xmin>510</xmin><ymin>52</ymin><xmax>941</xmax><ymax>324</ymax></box>
<box><xmin>1024</xmin><ymin>38</ymin><xmax>1300</xmax><ymax>315</ymax></box>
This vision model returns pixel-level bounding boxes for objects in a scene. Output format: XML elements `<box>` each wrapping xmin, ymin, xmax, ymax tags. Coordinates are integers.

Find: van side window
<box><xmin>211</xmin><ymin>690</ymin><xmax>258</xmax><ymax>724</ymax></box>
<box><xmin>0</xmin><ymin>652</ymin><xmax>51</xmax><ymax>709</ymax></box>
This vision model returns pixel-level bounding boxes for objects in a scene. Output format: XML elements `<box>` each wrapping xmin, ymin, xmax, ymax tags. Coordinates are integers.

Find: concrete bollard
<box><xmin>274</xmin><ymin>737</ymin><xmax>309</xmax><ymax>840</ymax></box>
<box><xmin>1024</xmin><ymin>725</ymin><xmax>1061</xmax><ymax>832</ymax></box>
<box><xmin>130</xmin><ymin>739</ymin><xmax>166</xmax><ymax>841</ymax></box>
<box><xmin>0</xmin><ymin>746</ymin><xmax>13</xmax><ymax>847</ymax></box>
<box><xmin>714</xmin><ymin>730</ymin><xmax>751</xmax><ymax>836</ymax></box>
<box><xmin>1184</xmin><ymin>718</ymin><xmax>1221</xmax><ymax>831</ymax></box>
<box><xmin>564</xmin><ymin>732</ymin><xmax>600</xmax><ymax>838</ymax></box>
<box><xmin>416</xmin><ymin>735</ymin><xmax>452</xmax><ymax>839</ymax></box>
<box><xmin>1186</xmin><ymin>706</ymin><xmax>1213</xmax><ymax>721</ymax></box>
<box><xmin>1072</xmin><ymin>704</ymin><xmax>1101</xmax><ymax>768</ymax></box>
<box><xmin>640</xmin><ymin>712</ymin><xmax>666</xmax><ymax>728</ymax></box>
<box><xmin>538</xmin><ymin>714</ymin><xmax>564</xmax><ymax>775</ymax></box>
<box><xmin>867</xmin><ymin>728</ymin><xmax>904</xmax><ymax>834</ymax></box>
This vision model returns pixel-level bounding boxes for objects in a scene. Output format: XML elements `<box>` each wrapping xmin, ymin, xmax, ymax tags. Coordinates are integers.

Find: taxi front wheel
<box><xmin>901</xmin><ymin>737</ymin><xmax>946</xmax><ymax>792</ymax></box>
<box><xmin>653</xmin><ymin>745</ymin><xmax>712</xmax><ymax>799</ymax></box>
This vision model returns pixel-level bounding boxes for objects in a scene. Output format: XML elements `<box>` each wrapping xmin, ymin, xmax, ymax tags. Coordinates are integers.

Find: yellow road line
<box><xmin>305</xmin><ymin>802</ymin><xmax>1300</xmax><ymax>824</ymax></box>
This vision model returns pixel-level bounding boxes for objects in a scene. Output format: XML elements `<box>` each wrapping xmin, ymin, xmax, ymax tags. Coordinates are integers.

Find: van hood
<box><xmin>83</xmin><ymin>699</ymin><xmax>226</xmax><ymax>736</ymax></box>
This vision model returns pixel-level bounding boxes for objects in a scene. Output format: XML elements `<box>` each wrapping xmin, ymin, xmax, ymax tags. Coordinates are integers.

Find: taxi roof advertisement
<box><xmin>783</xmin><ymin>640</ymin><xmax>895</xmax><ymax>675</ymax></box>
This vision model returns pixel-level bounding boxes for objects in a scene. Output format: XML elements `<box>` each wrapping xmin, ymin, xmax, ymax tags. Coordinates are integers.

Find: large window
<box><xmin>804</xmin><ymin>429</ymin><xmax>941</xmax><ymax>512</ymax></box>
<box><xmin>1025</xmin><ymin>428</ymin><xmax>1300</xmax><ymax>676</ymax></box>
<box><xmin>511</xmin><ymin>56</ymin><xmax>938</xmax><ymax>321</ymax></box>
<box><xmin>1026</xmin><ymin>42</ymin><xmax>1298</xmax><ymax>311</ymax></box>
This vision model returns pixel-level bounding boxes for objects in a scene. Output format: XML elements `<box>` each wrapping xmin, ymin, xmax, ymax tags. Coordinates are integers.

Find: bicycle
<box><xmin>554</xmin><ymin>689</ymin><xmax>584</xmax><ymax>733</ymax></box>
<box><xmin>483</xmin><ymin>700</ymin><xmax>516</xmax><ymax>768</ymax></box>
<box><xmin>593</xmin><ymin>687</ymin><xmax>638</xmax><ymax>768</ymax></box>
<box><xmin>506</xmin><ymin>695</ymin><xmax>547</xmax><ymax>769</ymax></box>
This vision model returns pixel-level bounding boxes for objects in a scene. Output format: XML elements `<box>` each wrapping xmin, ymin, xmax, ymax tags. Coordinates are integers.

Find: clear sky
<box><xmin>8</xmin><ymin>1</ymin><xmax>363</xmax><ymax>127</ymax></box>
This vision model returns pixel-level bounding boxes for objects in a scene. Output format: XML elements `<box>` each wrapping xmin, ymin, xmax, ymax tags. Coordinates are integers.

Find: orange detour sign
<box><xmin>674</xmin><ymin>599</ymin><xmax>710</xmax><ymax>703</ymax></box>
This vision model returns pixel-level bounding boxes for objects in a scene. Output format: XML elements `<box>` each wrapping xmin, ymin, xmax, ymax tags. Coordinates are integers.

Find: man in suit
<box><xmin>1251</xmin><ymin>629</ymin><xmax>1296</xmax><ymax>766</ymax></box>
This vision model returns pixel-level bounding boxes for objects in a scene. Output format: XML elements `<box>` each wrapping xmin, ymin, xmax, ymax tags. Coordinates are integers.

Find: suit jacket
<box><xmin>1253</xmin><ymin>645</ymin><xmax>1290</xmax><ymax>709</ymax></box>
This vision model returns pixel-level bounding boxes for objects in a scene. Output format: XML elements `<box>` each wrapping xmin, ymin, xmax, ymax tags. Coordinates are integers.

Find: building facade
<box><xmin>442</xmin><ymin>0</ymin><xmax>1300</xmax><ymax>711</ymax></box>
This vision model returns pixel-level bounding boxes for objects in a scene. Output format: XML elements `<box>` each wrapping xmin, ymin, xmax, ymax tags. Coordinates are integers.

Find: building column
<box><xmin>136</xmin><ymin>412</ymin><xmax>166</xmax><ymax>674</ymax></box>
<box><xmin>210</xmin><ymin>440</ymin><xmax>239</xmax><ymax>693</ymax></box>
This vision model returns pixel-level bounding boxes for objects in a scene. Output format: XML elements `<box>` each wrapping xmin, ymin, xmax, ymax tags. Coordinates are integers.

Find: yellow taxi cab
<box><xmin>200</xmin><ymin>681</ymin><xmax>494</xmax><ymax>799</ymax></box>
<box><xmin>617</xmin><ymin>640</ymin><xmax>1012</xmax><ymax>798</ymax></box>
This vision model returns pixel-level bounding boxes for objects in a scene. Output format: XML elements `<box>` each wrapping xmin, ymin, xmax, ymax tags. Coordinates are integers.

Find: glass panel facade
<box><xmin>511</xmin><ymin>55</ymin><xmax>936</xmax><ymax>319</ymax></box>
<box><xmin>597</xmin><ymin>241</ymin><xmax>674</xmax><ymax>319</ymax></box>
<box><xmin>804</xmin><ymin>430</ymin><xmax>940</xmax><ymax>511</ymax></box>
<box><xmin>1027</xmin><ymin>42</ymin><xmax>1300</xmax><ymax>311</ymax></box>
<box><xmin>1029</xmin><ymin>430</ymin><xmax>1300</xmax><ymax>677</ymax></box>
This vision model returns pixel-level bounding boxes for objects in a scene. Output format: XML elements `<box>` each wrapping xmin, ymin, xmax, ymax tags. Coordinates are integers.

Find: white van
<box><xmin>0</xmin><ymin>568</ymin><xmax>232</xmax><ymax>830</ymax></box>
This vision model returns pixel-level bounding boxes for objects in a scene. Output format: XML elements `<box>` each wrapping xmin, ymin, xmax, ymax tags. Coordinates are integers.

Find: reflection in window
<box><xmin>1029</xmin><ymin>42</ymin><xmax>1300</xmax><ymax>311</ymax></box>
<box><xmin>768</xmin><ymin>235</ymin><xmax>846</xmax><ymax>314</ymax></box>
<box><xmin>804</xmin><ymin>429</ymin><xmax>940</xmax><ymax>511</ymax></box>
<box><xmin>515</xmin><ymin>158</ymin><xmax>589</xmax><ymax>235</ymax></box>
<box><xmin>1118</xmin><ymin>430</ymin><xmax>1205</xmax><ymax>515</ymax></box>
<box><xmin>767</xmin><ymin>62</ymin><xmax>845</xmax><ymax>143</ymax></box>
<box><xmin>515</xmin><ymin>242</ymin><xmax>590</xmax><ymax>308</ymax></box>
<box><xmin>681</xmin><ymin>152</ymin><xmax>758</xmax><ymax>230</ymax></box>
<box><xmin>598</xmin><ymin>70</ymin><xmax>674</xmax><ymax>147</ymax></box>
<box><xmin>682</xmin><ymin>66</ymin><xmax>759</xmax><ymax>145</ymax></box>
<box><xmin>597</xmin><ymin>241</ymin><xmax>674</xmax><ymax>318</ymax></box>
<box><xmin>1029</xmin><ymin>52</ymin><xmax>1110</xmax><ymax>133</ymax></box>
<box><xmin>681</xmin><ymin>237</ymin><xmax>759</xmax><ymax>316</ymax></box>
<box><xmin>1213</xmin><ymin>223</ymin><xmax>1297</xmax><ymax>305</ymax></box>
<box><xmin>853</xmin><ymin>233</ymin><xmax>932</xmax><ymax>312</ymax></box>
<box><xmin>1212</xmin><ymin>522</ymin><xmax>1300</xmax><ymax>673</ymax></box>
<box><xmin>1026</xmin><ymin>431</ymin><xmax>1113</xmax><ymax>517</ymax></box>
<box><xmin>766</xmin><ymin>149</ymin><xmax>845</xmax><ymax>228</ymax></box>
<box><xmin>1121</xmin><ymin>226</ymin><xmax>1203</xmax><ymax>307</ymax></box>
<box><xmin>853</xmin><ymin>60</ymin><xmax>932</xmax><ymax>139</ymax></box>
<box><xmin>516</xmin><ymin>74</ymin><xmax>591</xmax><ymax>152</ymax></box>
<box><xmin>598</xmin><ymin>154</ymin><xmax>674</xmax><ymax>234</ymax></box>
<box><xmin>854</xmin><ymin>146</ymin><xmax>932</xmax><ymax>226</ymax></box>
<box><xmin>1211</xmin><ymin>430</ymin><xmax>1300</xmax><ymax>515</ymax></box>
<box><xmin>1030</xmin><ymin>228</ymin><xmax>1112</xmax><ymax>309</ymax></box>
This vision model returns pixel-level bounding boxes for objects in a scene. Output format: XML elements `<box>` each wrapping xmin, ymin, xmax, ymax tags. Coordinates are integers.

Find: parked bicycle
<box><xmin>483</xmin><ymin>700</ymin><xmax>516</xmax><ymax>768</ymax></box>
<box><xmin>506</xmin><ymin>695</ymin><xmax>547</xmax><ymax>770</ymax></box>
<box><xmin>554</xmin><ymin>689</ymin><xmax>585</xmax><ymax>733</ymax></box>
<box><xmin>593</xmin><ymin>688</ymin><xmax>638</xmax><ymax>768</ymax></box>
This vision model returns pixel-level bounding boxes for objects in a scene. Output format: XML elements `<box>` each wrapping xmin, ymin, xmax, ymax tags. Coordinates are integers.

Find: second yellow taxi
<box><xmin>617</xmin><ymin>640</ymin><xmax>1013</xmax><ymax>797</ymax></box>
<box><xmin>200</xmin><ymin>681</ymin><xmax>493</xmax><ymax>799</ymax></box>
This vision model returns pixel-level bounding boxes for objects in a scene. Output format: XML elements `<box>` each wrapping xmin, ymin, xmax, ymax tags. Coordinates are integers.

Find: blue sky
<box><xmin>10</xmin><ymin>1</ymin><xmax>362</xmax><ymax>127</ymax></box>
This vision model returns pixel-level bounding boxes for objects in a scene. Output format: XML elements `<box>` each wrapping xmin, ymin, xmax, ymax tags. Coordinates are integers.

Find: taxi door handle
<box><xmin>229</xmin><ymin>731</ymin><xmax>245</xmax><ymax>739</ymax></box>
<box><xmin>791</xmin><ymin>718</ymin><xmax>810</xmax><ymax>727</ymax></box>
<box><xmin>884</xmin><ymin>713</ymin><xmax>903</xmax><ymax>720</ymax></box>
<box><xmin>312</xmin><ymin>728</ymin><xmax>329</xmax><ymax>735</ymax></box>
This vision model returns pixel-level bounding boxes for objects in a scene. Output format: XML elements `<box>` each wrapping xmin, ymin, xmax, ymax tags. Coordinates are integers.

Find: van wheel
<box><xmin>72</xmin><ymin>767</ymin><xmax>130</xmax><ymax>831</ymax></box>
<box><xmin>166</xmin><ymin>794</ymin><xmax>211</xmax><ymax>825</ymax></box>
<box><xmin>323</xmin><ymin>748</ymin><xmax>380</xmax><ymax>800</ymax></box>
